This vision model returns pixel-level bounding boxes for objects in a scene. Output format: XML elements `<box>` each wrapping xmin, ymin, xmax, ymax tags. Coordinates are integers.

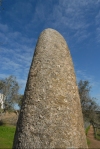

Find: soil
<box><xmin>87</xmin><ymin>125</ymin><xmax>100</xmax><ymax>148</ymax></box>
<box><xmin>0</xmin><ymin>111</ymin><xmax>18</xmax><ymax>125</ymax></box>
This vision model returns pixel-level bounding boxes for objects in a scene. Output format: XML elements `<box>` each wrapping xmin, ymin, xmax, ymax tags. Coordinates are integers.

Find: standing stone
<box><xmin>13</xmin><ymin>28</ymin><xmax>88</xmax><ymax>148</ymax></box>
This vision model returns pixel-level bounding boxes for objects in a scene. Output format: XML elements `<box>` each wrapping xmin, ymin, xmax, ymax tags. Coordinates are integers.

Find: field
<box><xmin>0</xmin><ymin>125</ymin><xmax>16</xmax><ymax>148</ymax></box>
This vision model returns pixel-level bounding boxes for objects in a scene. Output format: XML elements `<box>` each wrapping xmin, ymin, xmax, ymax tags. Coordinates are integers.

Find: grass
<box><xmin>0</xmin><ymin>123</ymin><xmax>93</xmax><ymax>148</ymax></box>
<box><xmin>85</xmin><ymin>125</ymin><xmax>90</xmax><ymax>136</ymax></box>
<box><xmin>87</xmin><ymin>138</ymin><xmax>91</xmax><ymax>146</ymax></box>
<box><xmin>85</xmin><ymin>125</ymin><xmax>91</xmax><ymax>146</ymax></box>
<box><xmin>0</xmin><ymin>124</ymin><xmax>16</xmax><ymax>148</ymax></box>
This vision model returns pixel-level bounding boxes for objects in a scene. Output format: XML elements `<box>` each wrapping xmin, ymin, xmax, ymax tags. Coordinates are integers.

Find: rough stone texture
<box><xmin>13</xmin><ymin>28</ymin><xmax>88</xmax><ymax>148</ymax></box>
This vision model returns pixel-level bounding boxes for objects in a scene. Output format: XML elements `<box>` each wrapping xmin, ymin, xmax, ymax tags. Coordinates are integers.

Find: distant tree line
<box><xmin>15</xmin><ymin>79</ymin><xmax>100</xmax><ymax>124</ymax></box>
<box><xmin>0</xmin><ymin>75</ymin><xmax>100</xmax><ymax>124</ymax></box>
<box><xmin>78</xmin><ymin>80</ymin><xmax>100</xmax><ymax>123</ymax></box>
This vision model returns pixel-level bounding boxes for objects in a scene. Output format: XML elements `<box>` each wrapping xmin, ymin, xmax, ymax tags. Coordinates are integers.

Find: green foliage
<box><xmin>0</xmin><ymin>75</ymin><xmax>20</xmax><ymax>111</ymax></box>
<box><xmin>0</xmin><ymin>125</ymin><xmax>16</xmax><ymax>148</ymax></box>
<box><xmin>85</xmin><ymin>125</ymin><xmax>91</xmax><ymax>146</ymax></box>
<box><xmin>18</xmin><ymin>94</ymin><xmax>24</xmax><ymax>108</ymax></box>
<box><xmin>87</xmin><ymin>138</ymin><xmax>91</xmax><ymax>146</ymax></box>
<box><xmin>85</xmin><ymin>125</ymin><xmax>90</xmax><ymax>136</ymax></box>
<box><xmin>78</xmin><ymin>80</ymin><xmax>99</xmax><ymax>122</ymax></box>
<box><xmin>95</xmin><ymin>129</ymin><xmax>100</xmax><ymax>140</ymax></box>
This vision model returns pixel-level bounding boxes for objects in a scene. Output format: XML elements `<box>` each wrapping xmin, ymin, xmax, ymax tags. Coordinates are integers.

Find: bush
<box><xmin>0</xmin><ymin>120</ymin><xmax>5</xmax><ymax>126</ymax></box>
<box><xmin>85</xmin><ymin>125</ymin><xmax>90</xmax><ymax>136</ymax></box>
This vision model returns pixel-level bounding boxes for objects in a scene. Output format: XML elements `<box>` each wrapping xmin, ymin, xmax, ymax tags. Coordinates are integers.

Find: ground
<box><xmin>87</xmin><ymin>125</ymin><xmax>100</xmax><ymax>148</ymax></box>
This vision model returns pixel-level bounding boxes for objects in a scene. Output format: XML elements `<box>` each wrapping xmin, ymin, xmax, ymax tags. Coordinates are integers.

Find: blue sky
<box><xmin>0</xmin><ymin>0</ymin><xmax>100</xmax><ymax>104</ymax></box>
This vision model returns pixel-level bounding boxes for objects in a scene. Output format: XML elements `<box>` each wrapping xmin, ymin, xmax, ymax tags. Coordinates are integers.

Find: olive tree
<box><xmin>78</xmin><ymin>80</ymin><xmax>99</xmax><ymax>122</ymax></box>
<box><xmin>0</xmin><ymin>75</ymin><xmax>20</xmax><ymax>111</ymax></box>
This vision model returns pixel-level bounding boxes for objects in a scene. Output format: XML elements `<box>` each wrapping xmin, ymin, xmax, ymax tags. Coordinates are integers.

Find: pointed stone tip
<box><xmin>43</xmin><ymin>28</ymin><xmax>57</xmax><ymax>32</ymax></box>
<box><xmin>39</xmin><ymin>28</ymin><xmax>66</xmax><ymax>44</ymax></box>
<box><xmin>41</xmin><ymin>28</ymin><xmax>61</xmax><ymax>35</ymax></box>
<box><xmin>43</xmin><ymin>28</ymin><xmax>60</xmax><ymax>34</ymax></box>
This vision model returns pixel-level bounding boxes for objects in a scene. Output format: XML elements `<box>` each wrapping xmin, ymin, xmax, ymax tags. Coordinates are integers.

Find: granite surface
<box><xmin>13</xmin><ymin>28</ymin><xmax>88</xmax><ymax>148</ymax></box>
